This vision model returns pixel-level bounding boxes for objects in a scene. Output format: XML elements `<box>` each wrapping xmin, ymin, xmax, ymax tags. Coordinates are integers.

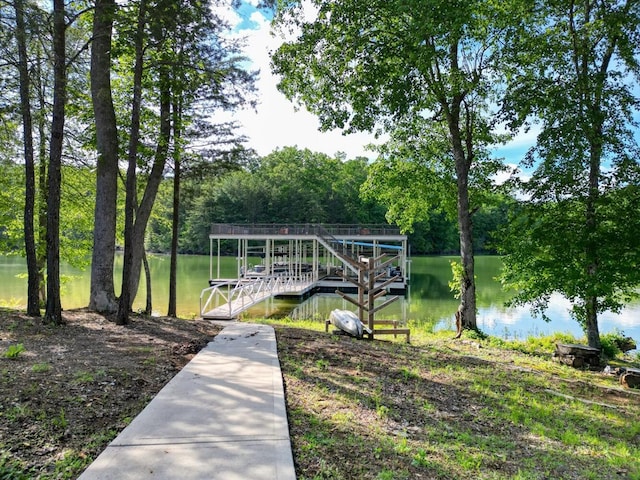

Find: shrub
<box><xmin>600</xmin><ymin>330</ymin><xmax>634</xmax><ymax>359</ymax></box>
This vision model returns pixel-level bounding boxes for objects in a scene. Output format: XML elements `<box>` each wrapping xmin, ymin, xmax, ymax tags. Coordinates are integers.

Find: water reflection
<box><xmin>1</xmin><ymin>254</ymin><xmax>638</xmax><ymax>346</ymax></box>
<box><xmin>243</xmin><ymin>256</ymin><xmax>640</xmax><ymax>346</ymax></box>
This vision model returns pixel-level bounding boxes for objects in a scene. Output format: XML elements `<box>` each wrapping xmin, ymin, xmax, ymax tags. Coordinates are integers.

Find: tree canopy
<box><xmin>499</xmin><ymin>0</ymin><xmax>640</xmax><ymax>348</ymax></box>
<box><xmin>270</xmin><ymin>0</ymin><xmax>523</xmax><ymax>331</ymax></box>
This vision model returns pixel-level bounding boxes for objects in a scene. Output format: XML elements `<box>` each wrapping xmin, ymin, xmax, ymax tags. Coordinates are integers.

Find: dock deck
<box><xmin>201</xmin><ymin>276</ymin><xmax>316</xmax><ymax>320</ymax></box>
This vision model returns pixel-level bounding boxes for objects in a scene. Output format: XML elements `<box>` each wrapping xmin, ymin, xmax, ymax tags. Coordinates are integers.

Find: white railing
<box><xmin>200</xmin><ymin>273</ymin><xmax>315</xmax><ymax>319</ymax></box>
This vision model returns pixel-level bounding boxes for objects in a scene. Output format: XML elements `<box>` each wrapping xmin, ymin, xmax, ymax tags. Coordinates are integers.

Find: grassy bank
<box><xmin>1</xmin><ymin>309</ymin><xmax>638</xmax><ymax>479</ymax></box>
<box><xmin>270</xmin><ymin>320</ymin><xmax>640</xmax><ymax>480</ymax></box>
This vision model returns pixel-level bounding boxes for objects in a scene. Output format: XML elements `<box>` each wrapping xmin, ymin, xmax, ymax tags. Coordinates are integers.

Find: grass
<box><xmin>3</xmin><ymin>343</ymin><xmax>25</xmax><ymax>359</ymax></box>
<box><xmin>270</xmin><ymin>319</ymin><xmax>640</xmax><ymax>480</ymax></box>
<box><xmin>1</xmin><ymin>308</ymin><xmax>636</xmax><ymax>479</ymax></box>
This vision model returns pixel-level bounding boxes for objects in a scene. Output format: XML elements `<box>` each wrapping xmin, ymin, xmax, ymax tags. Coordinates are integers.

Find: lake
<box><xmin>1</xmin><ymin>254</ymin><xmax>638</xmax><ymax>346</ymax></box>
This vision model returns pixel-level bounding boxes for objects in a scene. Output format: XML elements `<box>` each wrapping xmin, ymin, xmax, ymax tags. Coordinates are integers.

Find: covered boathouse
<box><xmin>200</xmin><ymin>224</ymin><xmax>409</xmax><ymax>320</ymax></box>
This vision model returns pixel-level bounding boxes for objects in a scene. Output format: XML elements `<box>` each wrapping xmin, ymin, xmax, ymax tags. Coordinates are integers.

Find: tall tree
<box><xmin>129</xmin><ymin>0</ymin><xmax>256</xmax><ymax>316</ymax></box>
<box><xmin>271</xmin><ymin>0</ymin><xmax>513</xmax><ymax>331</ymax></box>
<box><xmin>34</xmin><ymin>36</ymin><xmax>50</xmax><ymax>306</ymax></box>
<box><xmin>89</xmin><ymin>0</ymin><xmax>119</xmax><ymax>313</ymax></box>
<box><xmin>88</xmin><ymin>0</ymin><xmax>256</xmax><ymax>318</ymax></box>
<box><xmin>44</xmin><ymin>0</ymin><xmax>66</xmax><ymax>325</ymax></box>
<box><xmin>499</xmin><ymin>0</ymin><xmax>640</xmax><ymax>349</ymax></box>
<box><xmin>116</xmin><ymin>0</ymin><xmax>148</xmax><ymax>325</ymax></box>
<box><xmin>168</xmin><ymin>95</ymin><xmax>182</xmax><ymax>317</ymax></box>
<box><xmin>13</xmin><ymin>0</ymin><xmax>40</xmax><ymax>316</ymax></box>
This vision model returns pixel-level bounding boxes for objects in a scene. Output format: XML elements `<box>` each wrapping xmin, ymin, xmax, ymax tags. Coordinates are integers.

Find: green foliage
<box><xmin>448</xmin><ymin>261</ymin><xmax>465</xmax><ymax>299</ymax></box>
<box><xmin>500</xmin><ymin>189</ymin><xmax>640</xmax><ymax>328</ymax></box>
<box><xmin>498</xmin><ymin>0</ymin><xmax>640</xmax><ymax>347</ymax></box>
<box><xmin>51</xmin><ymin>408</ymin><xmax>68</xmax><ymax>431</ymax></box>
<box><xmin>0</xmin><ymin>163</ymin><xmax>97</xmax><ymax>269</ymax></box>
<box><xmin>484</xmin><ymin>332</ymin><xmax>581</xmax><ymax>356</ymax></box>
<box><xmin>362</xmin><ymin>117</ymin><xmax>509</xmax><ymax>236</ymax></box>
<box><xmin>361</xmin><ymin>146</ymin><xmax>451</xmax><ymax>233</ymax></box>
<box><xmin>35</xmin><ymin>447</ymin><xmax>93</xmax><ymax>480</ymax></box>
<box><xmin>73</xmin><ymin>371</ymin><xmax>96</xmax><ymax>384</ymax></box>
<box><xmin>0</xmin><ymin>452</ymin><xmax>32</xmax><ymax>480</ymax></box>
<box><xmin>0</xmin><ymin>162</ymin><xmax>28</xmax><ymax>253</ymax></box>
<box><xmin>150</xmin><ymin>146</ymin><xmax>510</xmax><ymax>255</ymax></box>
<box><xmin>3</xmin><ymin>344</ymin><xmax>25</xmax><ymax>359</ymax></box>
<box><xmin>599</xmin><ymin>330</ymin><xmax>636</xmax><ymax>360</ymax></box>
<box><xmin>273</xmin><ymin>0</ymin><xmax>514</xmax><ymax>133</ymax></box>
<box><xmin>176</xmin><ymin>147</ymin><xmax>390</xmax><ymax>254</ymax></box>
<box><xmin>31</xmin><ymin>363</ymin><xmax>51</xmax><ymax>373</ymax></box>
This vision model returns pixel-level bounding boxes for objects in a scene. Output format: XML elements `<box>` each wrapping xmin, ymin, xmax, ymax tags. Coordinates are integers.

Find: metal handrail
<box><xmin>210</xmin><ymin>223</ymin><xmax>402</xmax><ymax>236</ymax></box>
<box><xmin>200</xmin><ymin>273</ymin><xmax>315</xmax><ymax>318</ymax></box>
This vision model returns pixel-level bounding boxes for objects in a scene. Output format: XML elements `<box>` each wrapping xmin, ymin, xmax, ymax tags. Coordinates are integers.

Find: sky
<box><xmin>216</xmin><ymin>1</ymin><xmax>385</xmax><ymax>160</ymax></box>
<box><xmin>217</xmin><ymin>1</ymin><xmax>536</xmax><ymax>170</ymax></box>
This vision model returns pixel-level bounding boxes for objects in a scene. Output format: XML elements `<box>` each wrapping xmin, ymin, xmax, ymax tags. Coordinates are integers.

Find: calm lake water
<box><xmin>1</xmin><ymin>254</ymin><xmax>638</xmax><ymax>346</ymax></box>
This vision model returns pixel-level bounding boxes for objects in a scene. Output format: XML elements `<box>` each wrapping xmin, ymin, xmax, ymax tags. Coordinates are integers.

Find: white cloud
<box><xmin>221</xmin><ymin>2</ymin><xmax>540</xmax><ymax>164</ymax></box>
<box><xmin>219</xmin><ymin>3</ymin><xmax>381</xmax><ymax>159</ymax></box>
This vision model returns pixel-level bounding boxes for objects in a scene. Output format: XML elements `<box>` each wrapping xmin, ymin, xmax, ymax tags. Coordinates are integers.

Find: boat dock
<box><xmin>200</xmin><ymin>224</ymin><xmax>409</xmax><ymax>320</ymax></box>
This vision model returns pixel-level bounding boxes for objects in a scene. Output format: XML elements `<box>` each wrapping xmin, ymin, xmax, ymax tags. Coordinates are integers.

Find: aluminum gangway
<box><xmin>200</xmin><ymin>273</ymin><xmax>315</xmax><ymax>320</ymax></box>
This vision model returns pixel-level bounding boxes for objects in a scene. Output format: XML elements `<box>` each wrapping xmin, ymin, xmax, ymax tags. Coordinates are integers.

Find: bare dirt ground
<box><xmin>0</xmin><ymin>308</ymin><xmax>220</xmax><ymax>479</ymax></box>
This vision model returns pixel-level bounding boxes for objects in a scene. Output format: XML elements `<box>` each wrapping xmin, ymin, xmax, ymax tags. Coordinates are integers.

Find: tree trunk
<box><xmin>167</xmin><ymin>161</ymin><xmax>179</xmax><ymax>318</ymax></box>
<box><xmin>37</xmin><ymin>64</ymin><xmax>48</xmax><ymax>307</ymax></box>
<box><xmin>447</xmin><ymin>99</ymin><xmax>477</xmax><ymax>332</ymax></box>
<box><xmin>167</xmin><ymin>96</ymin><xmax>182</xmax><ymax>318</ymax></box>
<box><xmin>143</xmin><ymin>250</ymin><xmax>152</xmax><ymax>314</ymax></box>
<box><xmin>584</xmin><ymin>118</ymin><xmax>603</xmax><ymax>349</ymax></box>
<box><xmin>89</xmin><ymin>0</ymin><xmax>119</xmax><ymax>313</ymax></box>
<box><xmin>442</xmin><ymin>40</ymin><xmax>477</xmax><ymax>334</ymax></box>
<box><xmin>44</xmin><ymin>0</ymin><xmax>65</xmax><ymax>325</ymax></box>
<box><xmin>453</xmin><ymin>146</ymin><xmax>477</xmax><ymax>332</ymax></box>
<box><xmin>584</xmin><ymin>295</ymin><xmax>600</xmax><ymax>349</ymax></box>
<box><xmin>117</xmin><ymin>0</ymin><xmax>147</xmax><ymax>325</ymax></box>
<box><xmin>14</xmin><ymin>0</ymin><xmax>40</xmax><ymax>317</ymax></box>
<box><xmin>127</xmin><ymin>71</ymin><xmax>172</xmax><ymax>309</ymax></box>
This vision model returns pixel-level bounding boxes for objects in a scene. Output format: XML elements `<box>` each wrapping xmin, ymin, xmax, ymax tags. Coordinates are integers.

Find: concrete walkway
<box><xmin>78</xmin><ymin>322</ymin><xmax>296</xmax><ymax>480</ymax></box>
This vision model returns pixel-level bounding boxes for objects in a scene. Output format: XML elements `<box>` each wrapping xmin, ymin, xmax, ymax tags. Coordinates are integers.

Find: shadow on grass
<box><xmin>276</xmin><ymin>326</ymin><xmax>640</xmax><ymax>480</ymax></box>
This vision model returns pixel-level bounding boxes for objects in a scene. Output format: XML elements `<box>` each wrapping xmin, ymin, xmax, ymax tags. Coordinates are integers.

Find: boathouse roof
<box><xmin>209</xmin><ymin>223</ymin><xmax>404</xmax><ymax>239</ymax></box>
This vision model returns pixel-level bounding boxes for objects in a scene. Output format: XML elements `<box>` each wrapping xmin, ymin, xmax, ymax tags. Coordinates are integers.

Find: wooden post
<box><xmin>358</xmin><ymin>263</ymin><xmax>366</xmax><ymax>331</ymax></box>
<box><xmin>334</xmin><ymin>254</ymin><xmax>409</xmax><ymax>342</ymax></box>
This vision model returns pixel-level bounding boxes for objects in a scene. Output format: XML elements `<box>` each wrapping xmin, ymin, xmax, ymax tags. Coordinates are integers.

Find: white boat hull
<box><xmin>329</xmin><ymin>309</ymin><xmax>364</xmax><ymax>338</ymax></box>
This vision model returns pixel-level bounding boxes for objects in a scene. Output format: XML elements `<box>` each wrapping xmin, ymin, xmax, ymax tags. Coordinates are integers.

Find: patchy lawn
<box><xmin>275</xmin><ymin>326</ymin><xmax>640</xmax><ymax>480</ymax></box>
<box><xmin>1</xmin><ymin>309</ymin><xmax>638</xmax><ymax>479</ymax></box>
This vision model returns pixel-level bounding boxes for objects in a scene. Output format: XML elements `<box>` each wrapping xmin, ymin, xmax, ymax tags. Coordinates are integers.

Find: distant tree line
<box><xmin>142</xmin><ymin>146</ymin><xmax>510</xmax><ymax>256</ymax></box>
<box><xmin>1</xmin><ymin>147</ymin><xmax>509</xmax><ymax>260</ymax></box>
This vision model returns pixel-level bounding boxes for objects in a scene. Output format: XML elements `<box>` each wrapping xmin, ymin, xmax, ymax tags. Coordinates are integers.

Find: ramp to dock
<box><xmin>201</xmin><ymin>275</ymin><xmax>314</xmax><ymax>320</ymax></box>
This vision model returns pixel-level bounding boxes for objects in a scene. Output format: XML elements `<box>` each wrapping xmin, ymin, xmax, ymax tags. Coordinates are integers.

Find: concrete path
<box><xmin>78</xmin><ymin>322</ymin><xmax>296</xmax><ymax>480</ymax></box>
